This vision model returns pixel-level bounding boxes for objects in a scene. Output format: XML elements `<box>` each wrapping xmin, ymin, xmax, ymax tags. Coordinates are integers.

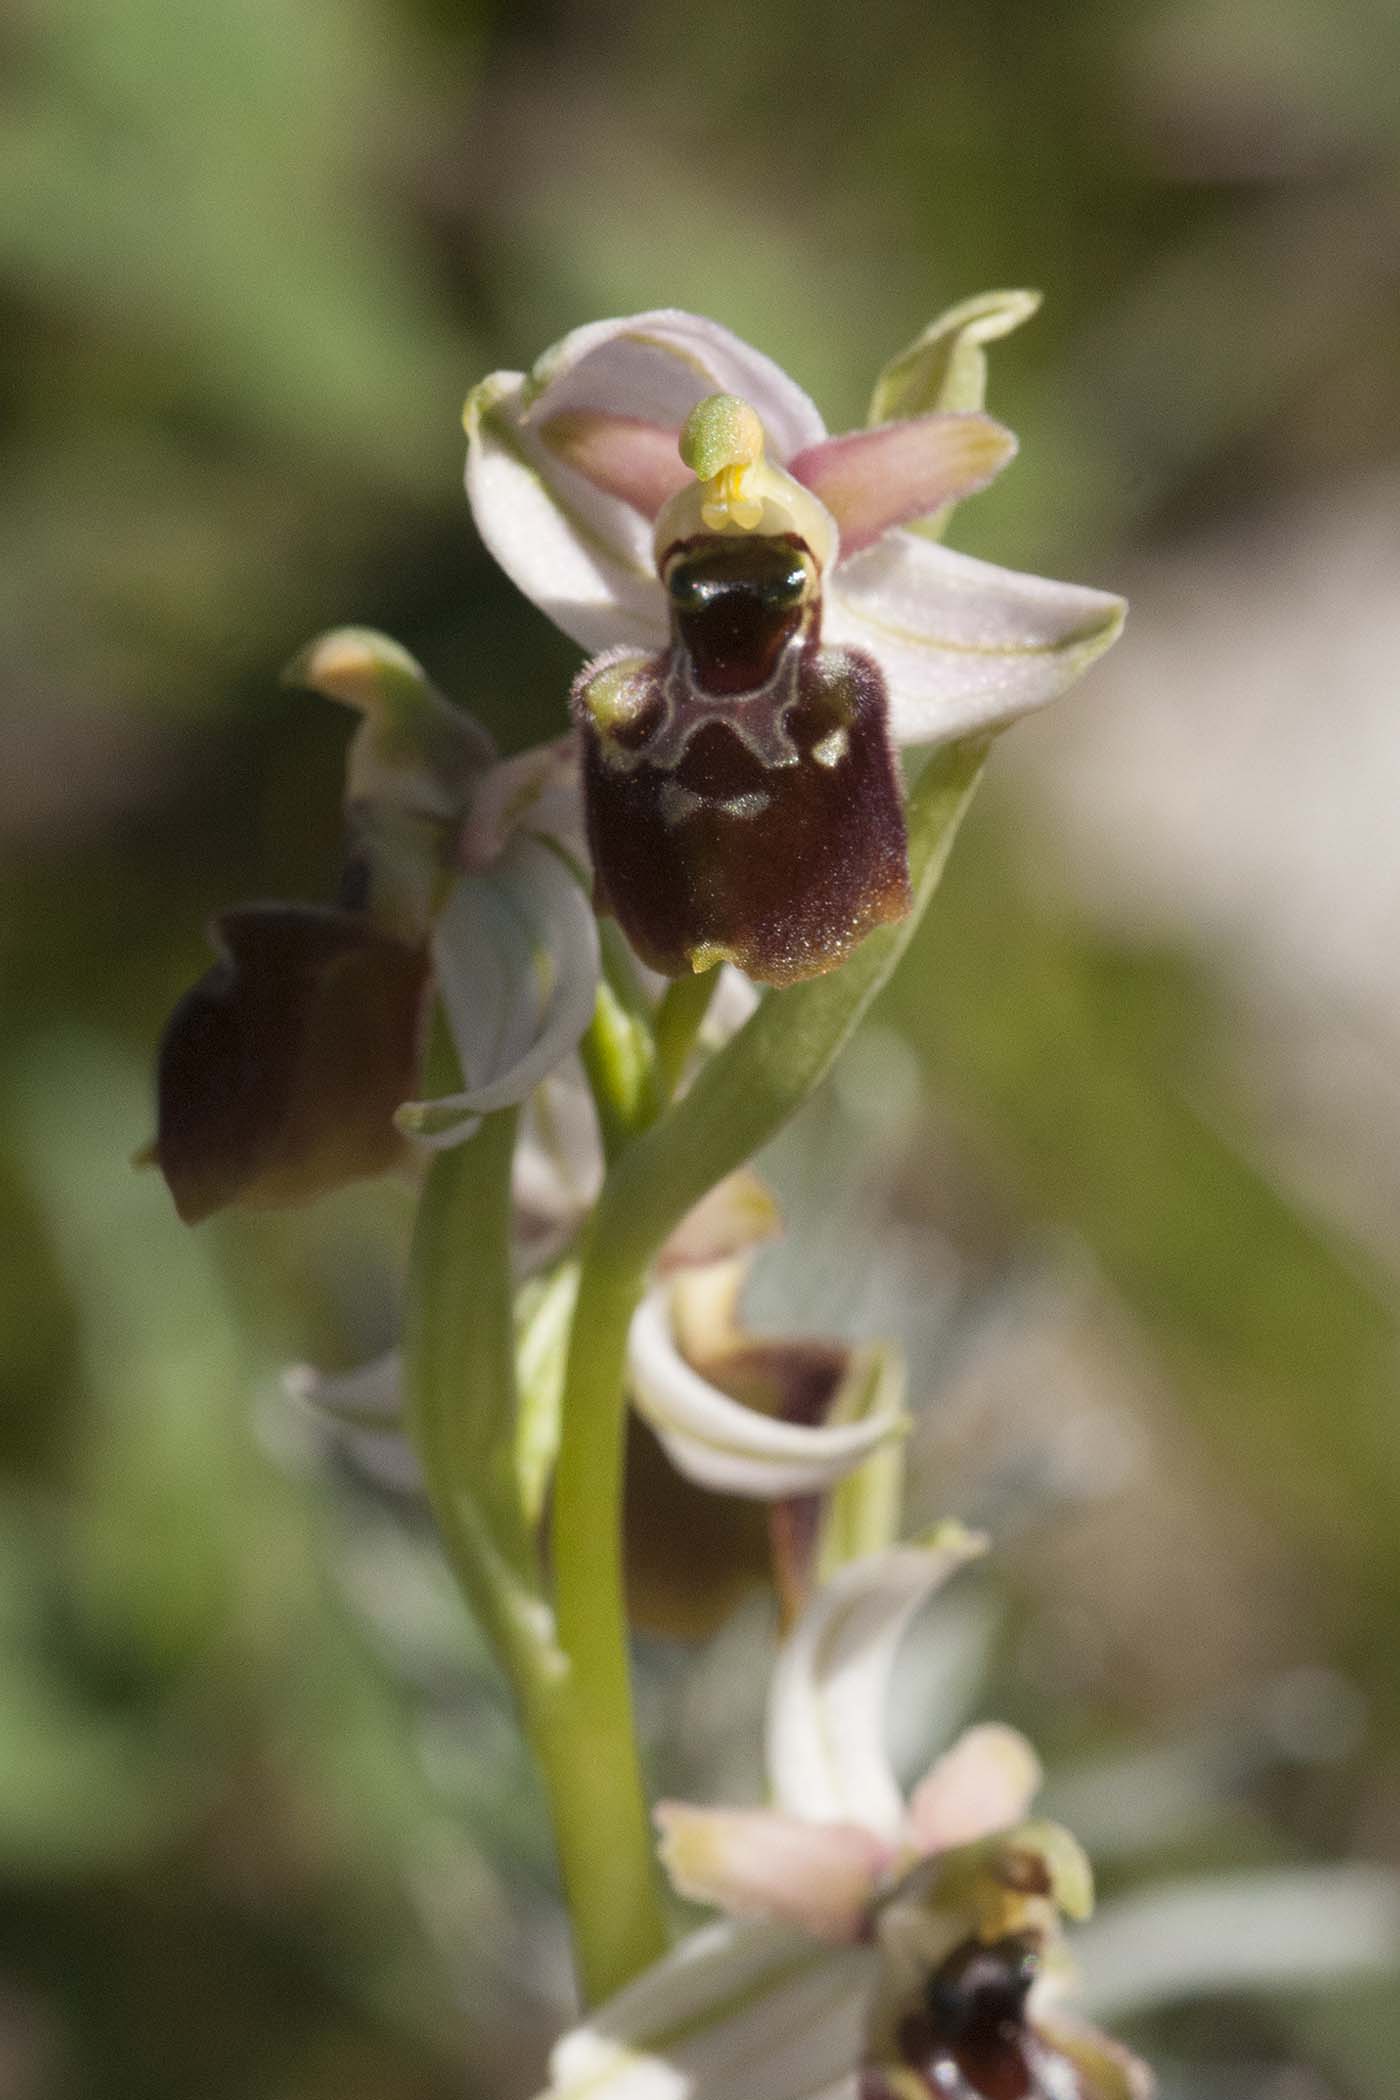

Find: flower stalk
<box><xmin>405</xmin><ymin>1106</ymin><xmax>668</xmax><ymax>2002</ymax></box>
<box><xmin>547</xmin><ymin>737</ymin><xmax>987</xmax><ymax>2000</ymax></box>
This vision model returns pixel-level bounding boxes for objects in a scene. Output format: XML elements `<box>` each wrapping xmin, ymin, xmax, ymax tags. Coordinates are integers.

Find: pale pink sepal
<box><xmin>655</xmin><ymin>1804</ymin><xmax>888</xmax><ymax>1943</ymax></box>
<box><xmin>545</xmin><ymin>1917</ymin><xmax>874</xmax><ymax>2100</ymax></box>
<box><xmin>789</xmin><ymin>414</ymin><xmax>1016</xmax><ymax>558</ymax></box>
<box><xmin>907</xmin><ymin>1723</ymin><xmax>1043</xmax><ymax>1858</ymax></box>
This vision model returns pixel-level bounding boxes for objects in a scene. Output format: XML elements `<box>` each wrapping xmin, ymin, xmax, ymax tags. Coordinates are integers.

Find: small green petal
<box><xmin>869</xmin><ymin>290</ymin><xmax>1043</xmax><ymax>424</ymax></box>
<box><xmin>283</xmin><ymin>626</ymin><xmax>493</xmax><ymax>803</ymax></box>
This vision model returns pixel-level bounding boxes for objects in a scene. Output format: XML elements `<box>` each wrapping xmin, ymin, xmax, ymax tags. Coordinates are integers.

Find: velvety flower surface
<box><xmin>154</xmin><ymin>904</ymin><xmax>430</xmax><ymax>1224</ymax></box>
<box><xmin>465</xmin><ymin>307</ymin><xmax>1125</xmax><ymax>984</ymax></box>
<box><xmin>538</xmin><ymin>1540</ymin><xmax>1152</xmax><ymax>2100</ymax></box>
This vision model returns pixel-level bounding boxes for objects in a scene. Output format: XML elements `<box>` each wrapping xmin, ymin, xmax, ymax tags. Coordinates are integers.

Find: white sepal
<box><xmin>627</xmin><ymin>1286</ymin><xmax>905</xmax><ymax>1499</ymax></box>
<box><xmin>823</xmin><ymin>532</ymin><xmax>1126</xmax><ymax>749</ymax></box>
<box><xmin>766</xmin><ymin>1531</ymin><xmax>987</xmax><ymax>1840</ymax></box>
<box><xmin>400</xmin><ymin>836</ymin><xmax>600</xmax><ymax>1147</ymax></box>
<box><xmin>543</xmin><ymin>1918</ymin><xmax>875</xmax><ymax>2100</ymax></box>
<box><xmin>466</xmin><ymin>371</ymin><xmax>669</xmax><ymax>657</ymax></box>
<box><xmin>520</xmin><ymin>311</ymin><xmax>826</xmax><ymax>470</ymax></box>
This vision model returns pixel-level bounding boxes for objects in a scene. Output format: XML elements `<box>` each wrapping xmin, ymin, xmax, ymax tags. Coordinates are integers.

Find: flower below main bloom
<box><xmin>287</xmin><ymin>1178</ymin><xmax>909</xmax><ymax>1635</ymax></box>
<box><xmin>465</xmin><ymin>307</ymin><xmax>1125</xmax><ymax>984</ymax></box>
<box><xmin>540</xmin><ymin>1537</ymin><xmax>1151</xmax><ymax>2100</ymax></box>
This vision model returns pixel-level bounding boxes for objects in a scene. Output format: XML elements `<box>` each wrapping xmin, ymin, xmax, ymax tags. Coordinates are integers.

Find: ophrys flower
<box><xmin>539</xmin><ymin>1536</ymin><xmax>1151</xmax><ymax>2100</ymax></box>
<box><xmin>465</xmin><ymin>305</ymin><xmax>1125</xmax><ymax>984</ymax></box>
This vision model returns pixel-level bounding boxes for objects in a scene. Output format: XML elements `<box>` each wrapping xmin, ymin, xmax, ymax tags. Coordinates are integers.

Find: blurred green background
<box><xmin>3</xmin><ymin>0</ymin><xmax>1400</xmax><ymax>2093</ymax></box>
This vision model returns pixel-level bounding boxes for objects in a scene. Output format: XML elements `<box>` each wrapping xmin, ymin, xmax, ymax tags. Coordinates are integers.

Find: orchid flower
<box><xmin>541</xmin><ymin>1538</ymin><xmax>1152</xmax><ymax>2100</ymax></box>
<box><xmin>151</xmin><ymin>629</ymin><xmax>601</xmax><ymax>1217</ymax></box>
<box><xmin>290</xmin><ymin>1176</ymin><xmax>905</xmax><ymax>1525</ymax></box>
<box><xmin>465</xmin><ymin>304</ymin><xmax>1124</xmax><ymax>984</ymax></box>
<box><xmin>628</xmin><ymin>1255</ymin><xmax>906</xmax><ymax>1503</ymax></box>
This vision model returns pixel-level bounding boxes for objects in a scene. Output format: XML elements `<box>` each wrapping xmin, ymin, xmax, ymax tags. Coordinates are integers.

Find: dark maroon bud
<box><xmin>574</xmin><ymin>536</ymin><xmax>911</xmax><ymax>988</ymax></box>
<box><xmin>154</xmin><ymin>904</ymin><xmax>429</xmax><ymax>1223</ymax></box>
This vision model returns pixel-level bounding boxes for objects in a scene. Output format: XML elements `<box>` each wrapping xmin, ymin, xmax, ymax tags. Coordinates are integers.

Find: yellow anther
<box><xmin>700</xmin><ymin>462</ymin><xmax>764</xmax><ymax>532</ymax></box>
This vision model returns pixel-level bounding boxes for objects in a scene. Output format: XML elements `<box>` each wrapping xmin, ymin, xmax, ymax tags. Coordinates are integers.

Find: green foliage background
<box><xmin>2</xmin><ymin>0</ymin><xmax>1399</xmax><ymax>2093</ymax></box>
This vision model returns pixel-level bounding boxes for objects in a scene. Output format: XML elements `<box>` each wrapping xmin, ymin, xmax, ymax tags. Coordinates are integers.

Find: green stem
<box><xmin>404</xmin><ymin>1107</ymin><xmax>666</xmax><ymax>2007</ymax></box>
<box><xmin>548</xmin><ymin>738</ymin><xmax>987</xmax><ymax>2001</ymax></box>
<box><xmin>652</xmin><ymin>968</ymin><xmax>720</xmax><ymax>1100</ymax></box>
<box><xmin>405</xmin><ymin>1110</ymin><xmax>534</xmax><ymax>1586</ymax></box>
<box><xmin>549</xmin><ymin>1234</ymin><xmax>667</xmax><ymax>2001</ymax></box>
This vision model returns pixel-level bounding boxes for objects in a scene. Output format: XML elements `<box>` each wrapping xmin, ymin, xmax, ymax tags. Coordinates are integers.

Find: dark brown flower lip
<box><xmin>153</xmin><ymin>901</ymin><xmax>430</xmax><ymax>1224</ymax></box>
<box><xmin>577</xmin><ymin>638</ymin><xmax>909</xmax><ymax>986</ymax></box>
<box><xmin>891</xmin><ymin>1934</ymin><xmax>1087</xmax><ymax>2100</ymax></box>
